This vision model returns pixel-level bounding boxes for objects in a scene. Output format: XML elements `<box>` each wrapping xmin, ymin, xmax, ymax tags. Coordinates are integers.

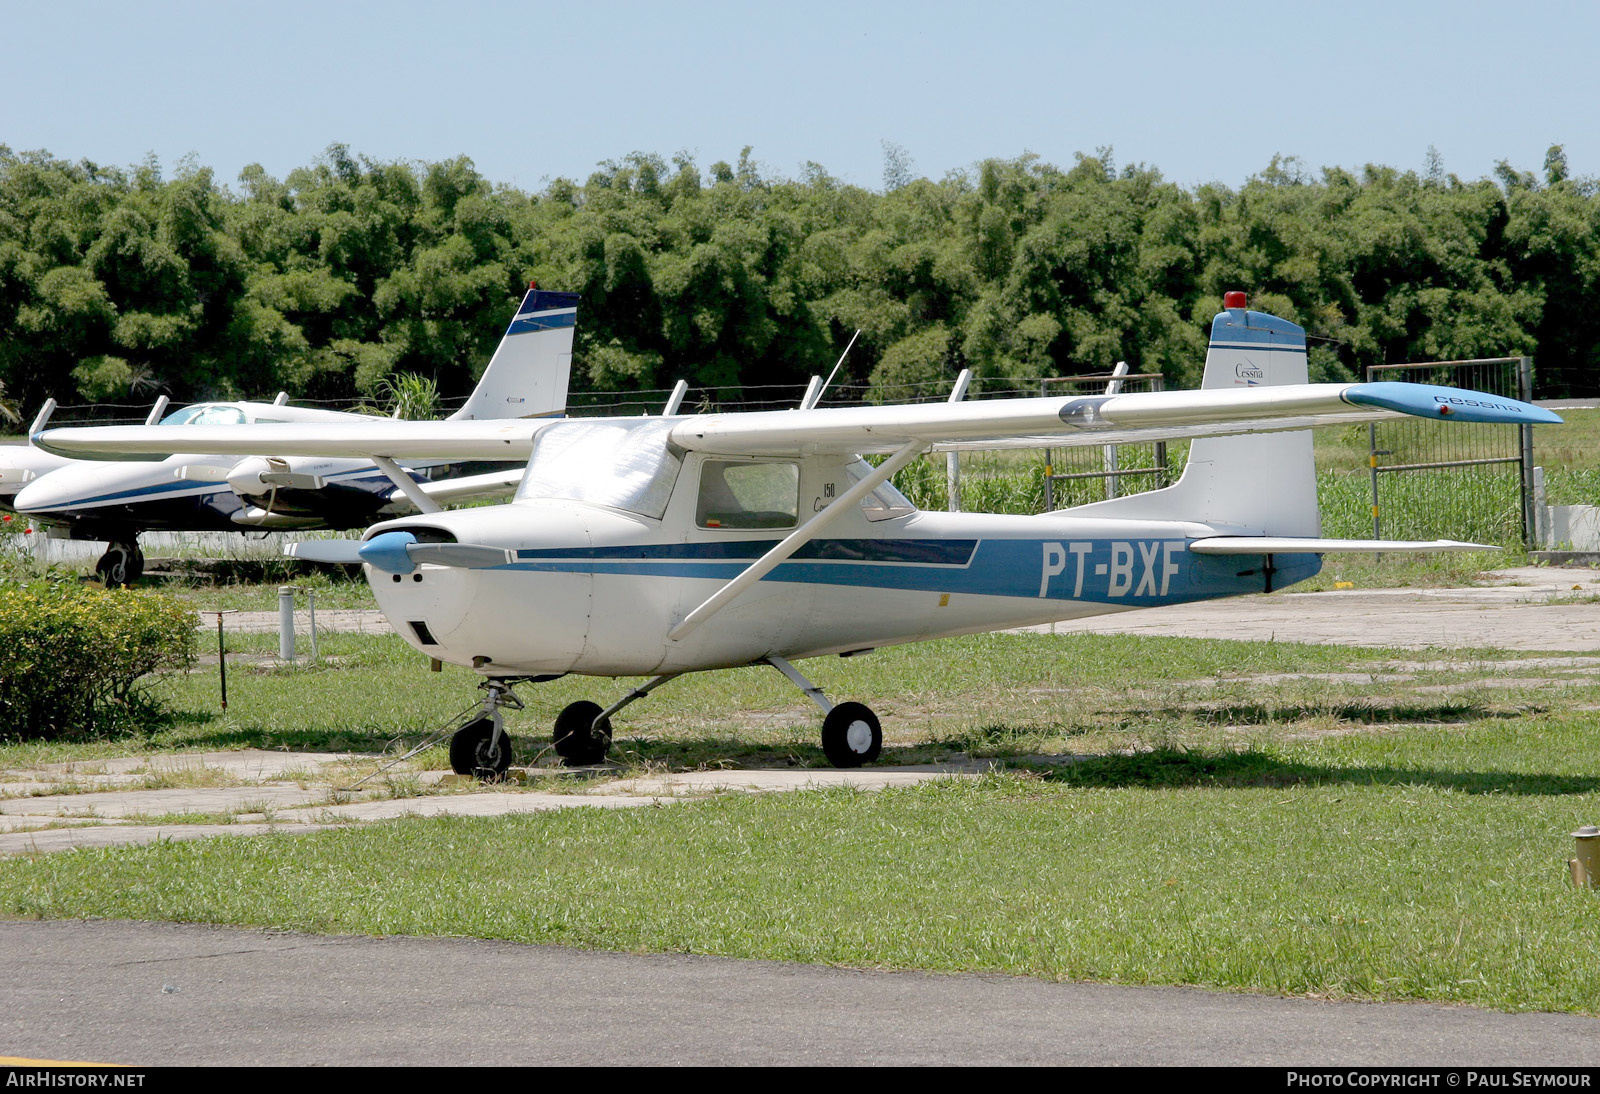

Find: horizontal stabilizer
<box><xmin>286</xmin><ymin>539</ymin><xmax>365</xmax><ymax>563</ymax></box>
<box><xmin>1188</xmin><ymin>537</ymin><xmax>1496</xmax><ymax>554</ymax></box>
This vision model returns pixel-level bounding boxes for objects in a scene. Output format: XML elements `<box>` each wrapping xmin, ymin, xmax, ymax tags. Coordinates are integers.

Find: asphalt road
<box><xmin>4</xmin><ymin>920</ymin><xmax>1598</xmax><ymax>1067</ymax></box>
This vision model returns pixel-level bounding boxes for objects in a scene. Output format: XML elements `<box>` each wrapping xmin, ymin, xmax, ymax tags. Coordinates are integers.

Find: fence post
<box><xmin>1519</xmin><ymin>356</ymin><xmax>1536</xmax><ymax>549</ymax></box>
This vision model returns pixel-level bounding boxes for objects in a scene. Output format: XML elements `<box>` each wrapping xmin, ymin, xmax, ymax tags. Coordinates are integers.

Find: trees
<box><xmin>2</xmin><ymin>142</ymin><xmax>1597</xmax><ymax>411</ymax></box>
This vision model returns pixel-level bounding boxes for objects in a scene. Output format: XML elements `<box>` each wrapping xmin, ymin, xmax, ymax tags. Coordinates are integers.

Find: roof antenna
<box><xmin>803</xmin><ymin>329</ymin><xmax>861</xmax><ymax>411</ymax></box>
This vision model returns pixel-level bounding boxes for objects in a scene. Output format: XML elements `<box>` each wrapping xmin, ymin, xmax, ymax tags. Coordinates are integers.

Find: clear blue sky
<box><xmin>3</xmin><ymin>0</ymin><xmax>1594</xmax><ymax>193</ymax></box>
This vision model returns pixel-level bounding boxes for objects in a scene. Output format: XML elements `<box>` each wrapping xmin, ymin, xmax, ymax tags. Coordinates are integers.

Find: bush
<box><xmin>0</xmin><ymin>583</ymin><xmax>197</xmax><ymax>738</ymax></box>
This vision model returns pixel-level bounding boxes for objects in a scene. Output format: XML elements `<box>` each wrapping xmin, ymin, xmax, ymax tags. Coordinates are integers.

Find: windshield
<box><xmin>516</xmin><ymin>418</ymin><xmax>682</xmax><ymax>518</ymax></box>
<box><xmin>159</xmin><ymin>404</ymin><xmax>247</xmax><ymax>426</ymax></box>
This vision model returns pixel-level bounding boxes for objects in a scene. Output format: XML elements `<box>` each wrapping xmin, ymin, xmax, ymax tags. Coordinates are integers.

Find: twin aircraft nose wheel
<box><xmin>95</xmin><ymin>542</ymin><xmax>144</xmax><ymax>588</ymax></box>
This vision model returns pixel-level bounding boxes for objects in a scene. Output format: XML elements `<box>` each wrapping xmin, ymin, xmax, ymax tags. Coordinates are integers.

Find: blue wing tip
<box><xmin>1345</xmin><ymin>381</ymin><xmax>1563</xmax><ymax>425</ymax></box>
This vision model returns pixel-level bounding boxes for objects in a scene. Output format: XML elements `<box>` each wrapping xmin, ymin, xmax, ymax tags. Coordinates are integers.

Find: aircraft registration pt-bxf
<box><xmin>3</xmin><ymin>285</ymin><xmax>579</xmax><ymax>585</ymax></box>
<box><xmin>39</xmin><ymin>293</ymin><xmax>1562</xmax><ymax>775</ymax></box>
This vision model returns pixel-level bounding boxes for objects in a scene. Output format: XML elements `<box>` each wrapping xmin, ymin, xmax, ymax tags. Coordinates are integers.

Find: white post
<box><xmin>278</xmin><ymin>586</ymin><xmax>295</xmax><ymax>662</ymax></box>
<box><xmin>1533</xmin><ymin>465</ymin><xmax>1549</xmax><ymax>549</ymax></box>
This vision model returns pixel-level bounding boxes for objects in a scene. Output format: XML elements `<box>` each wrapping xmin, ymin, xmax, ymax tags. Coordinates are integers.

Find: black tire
<box><xmin>449</xmin><ymin>716</ymin><xmax>513</xmax><ymax>780</ymax></box>
<box><xmin>821</xmin><ymin>702</ymin><xmax>882</xmax><ymax>768</ymax></box>
<box><xmin>126</xmin><ymin>545</ymin><xmax>145</xmax><ymax>583</ymax></box>
<box><xmin>96</xmin><ymin>543</ymin><xmax>136</xmax><ymax>588</ymax></box>
<box><xmin>553</xmin><ymin>701</ymin><xmax>612</xmax><ymax>766</ymax></box>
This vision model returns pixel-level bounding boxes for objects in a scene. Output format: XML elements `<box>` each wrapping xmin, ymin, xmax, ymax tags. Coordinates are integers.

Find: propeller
<box><xmin>286</xmin><ymin>539</ymin><xmax>365</xmax><ymax>564</ymax></box>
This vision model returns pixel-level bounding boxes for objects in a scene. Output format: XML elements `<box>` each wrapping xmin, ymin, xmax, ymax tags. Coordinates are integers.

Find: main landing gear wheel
<box><xmin>553</xmin><ymin>701</ymin><xmax>612</xmax><ymax>766</ymax></box>
<box><xmin>821</xmin><ymin>702</ymin><xmax>882</xmax><ymax>768</ymax></box>
<box><xmin>95</xmin><ymin>542</ymin><xmax>144</xmax><ymax>587</ymax></box>
<box><xmin>449</xmin><ymin>716</ymin><xmax>514</xmax><ymax>781</ymax></box>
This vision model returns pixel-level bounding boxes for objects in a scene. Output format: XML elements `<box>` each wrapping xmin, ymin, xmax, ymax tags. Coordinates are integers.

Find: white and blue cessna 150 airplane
<box><xmin>39</xmin><ymin>293</ymin><xmax>1561</xmax><ymax>775</ymax></box>
<box><xmin>4</xmin><ymin>285</ymin><xmax>577</xmax><ymax>584</ymax></box>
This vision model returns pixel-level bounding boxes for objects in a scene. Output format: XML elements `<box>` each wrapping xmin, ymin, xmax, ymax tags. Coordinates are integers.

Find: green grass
<box><xmin>4</xmin><ymin>771</ymin><xmax>1599</xmax><ymax>1012</ymax></box>
<box><xmin>4</xmin><ymin>625</ymin><xmax>1600</xmax><ymax>1012</ymax></box>
<box><xmin>0</xmin><ymin>628</ymin><xmax>1554</xmax><ymax>768</ymax></box>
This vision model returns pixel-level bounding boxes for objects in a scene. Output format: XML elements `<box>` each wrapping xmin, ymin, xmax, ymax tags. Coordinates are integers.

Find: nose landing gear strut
<box><xmin>447</xmin><ymin>679</ymin><xmax>525</xmax><ymax>780</ymax></box>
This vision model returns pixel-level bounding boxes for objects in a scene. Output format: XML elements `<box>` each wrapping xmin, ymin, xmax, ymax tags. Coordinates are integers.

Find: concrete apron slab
<box><xmin>0</xmin><ymin>755</ymin><xmax>975</xmax><ymax>856</ymax></box>
<box><xmin>1022</xmin><ymin>565</ymin><xmax>1600</xmax><ymax>651</ymax></box>
<box><xmin>36</xmin><ymin>749</ymin><xmax>367</xmax><ymax>780</ymax></box>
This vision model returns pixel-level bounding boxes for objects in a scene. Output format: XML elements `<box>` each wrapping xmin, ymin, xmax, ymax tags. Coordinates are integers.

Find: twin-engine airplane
<box><xmin>4</xmin><ymin>286</ymin><xmax>577</xmax><ymax>584</ymax></box>
<box><xmin>39</xmin><ymin>293</ymin><xmax>1562</xmax><ymax>775</ymax></box>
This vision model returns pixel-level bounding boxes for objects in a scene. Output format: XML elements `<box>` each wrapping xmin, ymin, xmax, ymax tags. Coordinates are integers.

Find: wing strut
<box><xmin>371</xmin><ymin>456</ymin><xmax>444</xmax><ymax>515</ymax></box>
<box><xmin>667</xmin><ymin>440</ymin><xmax>926</xmax><ymax>642</ymax></box>
<box><xmin>662</xmin><ymin>380</ymin><xmax>689</xmax><ymax>416</ymax></box>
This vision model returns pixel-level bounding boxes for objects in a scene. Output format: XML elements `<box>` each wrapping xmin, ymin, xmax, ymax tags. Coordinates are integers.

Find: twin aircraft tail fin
<box><xmin>448</xmin><ymin>286</ymin><xmax>578</xmax><ymax>421</ymax></box>
<box><xmin>1063</xmin><ymin>296</ymin><xmax>1320</xmax><ymax>536</ymax></box>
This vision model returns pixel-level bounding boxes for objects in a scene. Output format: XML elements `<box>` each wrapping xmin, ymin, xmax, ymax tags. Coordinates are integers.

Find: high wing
<box><xmin>36</xmin><ymin>380</ymin><xmax>1557</xmax><ymax>463</ymax></box>
<box><xmin>34</xmin><ymin>418</ymin><xmax>548</xmax><ymax>461</ymax></box>
<box><xmin>667</xmin><ymin>381</ymin><xmax>1559</xmax><ymax>456</ymax></box>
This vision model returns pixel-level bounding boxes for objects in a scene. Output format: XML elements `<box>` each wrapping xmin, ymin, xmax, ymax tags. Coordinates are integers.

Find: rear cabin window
<box><xmin>696</xmin><ymin>461</ymin><xmax>800</xmax><ymax>530</ymax></box>
<box><xmin>159</xmin><ymin>404</ymin><xmax>247</xmax><ymax>426</ymax></box>
<box><xmin>516</xmin><ymin>418</ymin><xmax>682</xmax><ymax>518</ymax></box>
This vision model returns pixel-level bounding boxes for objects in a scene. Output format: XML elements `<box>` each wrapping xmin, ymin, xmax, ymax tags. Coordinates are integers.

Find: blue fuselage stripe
<box><xmin>500</xmin><ymin>538</ymin><xmax>1320</xmax><ymax>606</ymax></box>
<box><xmin>506</xmin><ymin>309</ymin><xmax>577</xmax><ymax>336</ymax></box>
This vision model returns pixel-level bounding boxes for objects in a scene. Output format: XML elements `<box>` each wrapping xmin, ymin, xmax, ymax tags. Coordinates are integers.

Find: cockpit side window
<box><xmin>696</xmin><ymin>461</ymin><xmax>800</xmax><ymax>530</ymax></box>
<box><xmin>516</xmin><ymin>418</ymin><xmax>682</xmax><ymax>518</ymax></box>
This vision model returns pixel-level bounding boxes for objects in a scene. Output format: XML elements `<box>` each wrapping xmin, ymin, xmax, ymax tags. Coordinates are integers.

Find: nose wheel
<box><xmin>447</xmin><ymin>680</ymin><xmax>523</xmax><ymax>780</ymax></box>
<box><xmin>449</xmin><ymin>716</ymin><xmax>513</xmax><ymax>780</ymax></box>
<box><xmin>95</xmin><ymin>540</ymin><xmax>144</xmax><ymax>587</ymax></box>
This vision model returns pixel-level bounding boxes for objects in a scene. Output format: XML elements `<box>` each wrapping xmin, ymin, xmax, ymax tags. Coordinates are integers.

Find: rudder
<box><xmin>449</xmin><ymin>285</ymin><xmax>578</xmax><ymax>421</ymax></box>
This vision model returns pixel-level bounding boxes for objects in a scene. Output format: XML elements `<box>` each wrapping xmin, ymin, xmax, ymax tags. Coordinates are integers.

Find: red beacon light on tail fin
<box><xmin>1223</xmin><ymin>291</ymin><xmax>1248</xmax><ymax>310</ymax></box>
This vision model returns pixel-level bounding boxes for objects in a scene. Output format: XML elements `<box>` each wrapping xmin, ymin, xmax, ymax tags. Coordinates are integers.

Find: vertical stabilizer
<box><xmin>449</xmin><ymin>286</ymin><xmax>578</xmax><ymax>421</ymax></box>
<box><xmin>1062</xmin><ymin>294</ymin><xmax>1320</xmax><ymax>536</ymax></box>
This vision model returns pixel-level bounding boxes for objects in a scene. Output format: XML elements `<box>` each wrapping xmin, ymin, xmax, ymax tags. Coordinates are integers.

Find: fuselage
<box><xmin>8</xmin><ymin>402</ymin><xmax>477</xmax><ymax>538</ymax></box>
<box><xmin>358</xmin><ymin>424</ymin><xmax>1317</xmax><ymax>677</ymax></box>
